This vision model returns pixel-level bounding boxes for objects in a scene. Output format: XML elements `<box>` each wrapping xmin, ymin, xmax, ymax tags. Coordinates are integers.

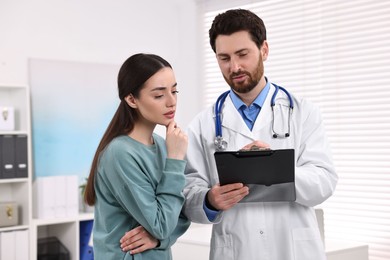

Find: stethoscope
<box><xmin>214</xmin><ymin>83</ymin><xmax>294</xmax><ymax>151</ymax></box>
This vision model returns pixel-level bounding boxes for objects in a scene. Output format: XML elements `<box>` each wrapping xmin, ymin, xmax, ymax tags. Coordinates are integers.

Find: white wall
<box><xmin>0</xmin><ymin>0</ymin><xmax>201</xmax><ymax>128</ymax></box>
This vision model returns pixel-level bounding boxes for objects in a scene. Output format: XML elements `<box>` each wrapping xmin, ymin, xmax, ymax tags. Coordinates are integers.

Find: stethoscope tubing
<box><xmin>215</xmin><ymin>90</ymin><xmax>230</xmax><ymax>137</ymax></box>
<box><xmin>215</xmin><ymin>83</ymin><xmax>294</xmax><ymax>144</ymax></box>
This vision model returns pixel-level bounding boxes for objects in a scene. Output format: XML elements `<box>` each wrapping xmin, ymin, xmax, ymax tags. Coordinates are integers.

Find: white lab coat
<box><xmin>183</xmin><ymin>83</ymin><xmax>338</xmax><ymax>260</ymax></box>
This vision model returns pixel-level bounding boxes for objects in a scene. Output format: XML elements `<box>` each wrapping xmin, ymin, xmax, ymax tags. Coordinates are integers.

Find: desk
<box><xmin>325</xmin><ymin>240</ymin><xmax>369</xmax><ymax>260</ymax></box>
<box><xmin>172</xmin><ymin>225</ymin><xmax>369</xmax><ymax>260</ymax></box>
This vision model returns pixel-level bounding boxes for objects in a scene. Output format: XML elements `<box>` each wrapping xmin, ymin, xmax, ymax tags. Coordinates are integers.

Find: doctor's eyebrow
<box><xmin>150</xmin><ymin>82</ymin><xmax>177</xmax><ymax>92</ymax></box>
<box><xmin>217</xmin><ymin>48</ymin><xmax>249</xmax><ymax>59</ymax></box>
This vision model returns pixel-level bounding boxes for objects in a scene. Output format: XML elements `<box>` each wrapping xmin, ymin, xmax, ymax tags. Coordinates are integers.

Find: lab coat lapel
<box><xmin>221</xmin><ymin>97</ymin><xmax>253</xmax><ymax>139</ymax></box>
<box><xmin>252</xmin><ymin>84</ymin><xmax>275</xmax><ymax>132</ymax></box>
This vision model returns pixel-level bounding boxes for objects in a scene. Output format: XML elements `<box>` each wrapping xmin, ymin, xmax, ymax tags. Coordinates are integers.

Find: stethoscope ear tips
<box><xmin>272</xmin><ymin>133</ymin><xmax>289</xmax><ymax>138</ymax></box>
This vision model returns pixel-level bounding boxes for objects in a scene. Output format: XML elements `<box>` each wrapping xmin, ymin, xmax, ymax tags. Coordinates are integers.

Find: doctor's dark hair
<box><xmin>84</xmin><ymin>53</ymin><xmax>172</xmax><ymax>206</ymax></box>
<box><xmin>209</xmin><ymin>9</ymin><xmax>267</xmax><ymax>53</ymax></box>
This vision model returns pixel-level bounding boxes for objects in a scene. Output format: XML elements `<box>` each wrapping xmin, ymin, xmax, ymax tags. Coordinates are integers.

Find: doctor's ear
<box><xmin>125</xmin><ymin>94</ymin><xmax>137</xmax><ymax>109</ymax></box>
<box><xmin>261</xmin><ymin>41</ymin><xmax>269</xmax><ymax>61</ymax></box>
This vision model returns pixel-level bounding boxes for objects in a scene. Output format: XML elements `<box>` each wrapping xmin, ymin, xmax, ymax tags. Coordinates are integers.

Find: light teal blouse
<box><xmin>93</xmin><ymin>134</ymin><xmax>190</xmax><ymax>260</ymax></box>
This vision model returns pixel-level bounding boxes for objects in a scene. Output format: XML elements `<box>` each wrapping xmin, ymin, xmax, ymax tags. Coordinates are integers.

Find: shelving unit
<box><xmin>1</xmin><ymin>84</ymin><xmax>94</xmax><ymax>260</ymax></box>
<box><xmin>31</xmin><ymin>213</ymin><xmax>94</xmax><ymax>259</ymax></box>
<box><xmin>0</xmin><ymin>84</ymin><xmax>32</xmax><ymax>258</ymax></box>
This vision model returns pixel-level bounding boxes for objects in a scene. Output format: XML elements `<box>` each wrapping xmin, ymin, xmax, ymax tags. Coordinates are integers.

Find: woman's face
<box><xmin>128</xmin><ymin>67</ymin><xmax>178</xmax><ymax>127</ymax></box>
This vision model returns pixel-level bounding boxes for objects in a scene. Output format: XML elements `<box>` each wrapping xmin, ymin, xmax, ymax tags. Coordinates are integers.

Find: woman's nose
<box><xmin>167</xmin><ymin>93</ymin><xmax>176</xmax><ymax>107</ymax></box>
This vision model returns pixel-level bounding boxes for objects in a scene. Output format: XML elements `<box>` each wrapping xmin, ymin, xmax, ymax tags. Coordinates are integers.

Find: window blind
<box><xmin>201</xmin><ymin>1</ymin><xmax>390</xmax><ymax>260</ymax></box>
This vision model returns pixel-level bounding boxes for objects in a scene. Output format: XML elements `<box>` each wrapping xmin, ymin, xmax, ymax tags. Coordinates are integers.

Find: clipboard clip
<box><xmin>238</xmin><ymin>145</ymin><xmax>271</xmax><ymax>152</ymax></box>
<box><xmin>235</xmin><ymin>146</ymin><xmax>274</xmax><ymax>157</ymax></box>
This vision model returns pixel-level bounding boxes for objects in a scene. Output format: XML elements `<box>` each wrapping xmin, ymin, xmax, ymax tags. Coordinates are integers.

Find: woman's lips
<box><xmin>164</xmin><ymin>111</ymin><xmax>175</xmax><ymax>119</ymax></box>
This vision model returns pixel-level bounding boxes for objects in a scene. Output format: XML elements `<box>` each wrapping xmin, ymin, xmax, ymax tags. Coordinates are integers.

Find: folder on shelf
<box><xmin>1</xmin><ymin>135</ymin><xmax>16</xmax><ymax>179</ymax></box>
<box><xmin>54</xmin><ymin>176</ymin><xmax>67</xmax><ymax>217</ymax></box>
<box><xmin>33</xmin><ymin>176</ymin><xmax>56</xmax><ymax>219</ymax></box>
<box><xmin>15</xmin><ymin>135</ymin><xmax>28</xmax><ymax>178</ymax></box>
<box><xmin>80</xmin><ymin>220</ymin><xmax>94</xmax><ymax>260</ymax></box>
<box><xmin>0</xmin><ymin>136</ymin><xmax>2</xmax><ymax>178</ymax></box>
<box><xmin>34</xmin><ymin>175</ymin><xmax>80</xmax><ymax>219</ymax></box>
<box><xmin>65</xmin><ymin>175</ymin><xmax>79</xmax><ymax>217</ymax></box>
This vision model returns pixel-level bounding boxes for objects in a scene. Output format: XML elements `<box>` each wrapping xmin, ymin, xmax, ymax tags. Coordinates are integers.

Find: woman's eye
<box><xmin>155</xmin><ymin>95</ymin><xmax>163</xmax><ymax>99</ymax></box>
<box><xmin>172</xmin><ymin>90</ymin><xmax>179</xmax><ymax>95</ymax></box>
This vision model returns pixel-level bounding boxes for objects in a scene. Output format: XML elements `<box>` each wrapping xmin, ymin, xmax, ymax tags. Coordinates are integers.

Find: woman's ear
<box><xmin>125</xmin><ymin>94</ymin><xmax>137</xmax><ymax>109</ymax></box>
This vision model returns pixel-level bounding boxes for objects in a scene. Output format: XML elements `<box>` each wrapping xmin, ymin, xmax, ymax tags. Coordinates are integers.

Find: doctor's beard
<box><xmin>223</xmin><ymin>54</ymin><xmax>264</xmax><ymax>94</ymax></box>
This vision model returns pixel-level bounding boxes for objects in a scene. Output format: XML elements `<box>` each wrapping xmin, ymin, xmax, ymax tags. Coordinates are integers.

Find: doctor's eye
<box><xmin>218</xmin><ymin>55</ymin><xmax>230</xmax><ymax>62</ymax></box>
<box><xmin>238</xmin><ymin>51</ymin><xmax>249</xmax><ymax>58</ymax></box>
<box><xmin>172</xmin><ymin>90</ymin><xmax>179</xmax><ymax>95</ymax></box>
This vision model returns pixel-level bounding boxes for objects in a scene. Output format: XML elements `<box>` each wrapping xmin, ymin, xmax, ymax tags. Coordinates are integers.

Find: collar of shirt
<box><xmin>229</xmin><ymin>80</ymin><xmax>271</xmax><ymax>130</ymax></box>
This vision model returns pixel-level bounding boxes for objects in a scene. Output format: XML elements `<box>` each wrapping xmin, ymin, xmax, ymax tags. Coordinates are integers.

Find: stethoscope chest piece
<box><xmin>214</xmin><ymin>136</ymin><xmax>227</xmax><ymax>151</ymax></box>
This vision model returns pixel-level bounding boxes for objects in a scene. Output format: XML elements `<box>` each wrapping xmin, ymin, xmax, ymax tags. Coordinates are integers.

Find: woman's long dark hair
<box><xmin>84</xmin><ymin>53</ymin><xmax>172</xmax><ymax>205</ymax></box>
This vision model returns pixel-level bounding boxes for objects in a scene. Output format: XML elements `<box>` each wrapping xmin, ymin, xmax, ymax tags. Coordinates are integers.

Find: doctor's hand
<box><xmin>240</xmin><ymin>140</ymin><xmax>270</xmax><ymax>151</ymax></box>
<box><xmin>207</xmin><ymin>183</ymin><xmax>249</xmax><ymax>211</ymax></box>
<box><xmin>165</xmin><ymin>121</ymin><xmax>188</xmax><ymax>160</ymax></box>
<box><xmin>120</xmin><ymin>226</ymin><xmax>159</xmax><ymax>255</ymax></box>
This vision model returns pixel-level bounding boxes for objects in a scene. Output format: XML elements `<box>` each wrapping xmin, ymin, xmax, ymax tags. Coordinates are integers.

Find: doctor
<box><xmin>183</xmin><ymin>9</ymin><xmax>338</xmax><ymax>260</ymax></box>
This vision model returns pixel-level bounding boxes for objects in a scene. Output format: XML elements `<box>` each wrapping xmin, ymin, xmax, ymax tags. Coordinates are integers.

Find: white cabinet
<box><xmin>0</xmin><ymin>84</ymin><xmax>94</xmax><ymax>260</ymax></box>
<box><xmin>0</xmin><ymin>84</ymin><xmax>32</xmax><ymax>258</ymax></box>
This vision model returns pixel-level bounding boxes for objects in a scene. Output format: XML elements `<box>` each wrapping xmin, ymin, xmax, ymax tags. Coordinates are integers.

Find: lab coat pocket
<box><xmin>292</xmin><ymin>227</ymin><xmax>326</xmax><ymax>260</ymax></box>
<box><xmin>210</xmin><ymin>233</ymin><xmax>234</xmax><ymax>260</ymax></box>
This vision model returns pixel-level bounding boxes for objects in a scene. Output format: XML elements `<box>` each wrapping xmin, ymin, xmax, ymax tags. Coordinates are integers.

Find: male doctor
<box><xmin>183</xmin><ymin>9</ymin><xmax>338</xmax><ymax>260</ymax></box>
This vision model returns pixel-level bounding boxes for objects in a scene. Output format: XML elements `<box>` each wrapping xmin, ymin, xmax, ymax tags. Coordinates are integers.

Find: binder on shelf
<box><xmin>65</xmin><ymin>175</ymin><xmax>79</xmax><ymax>217</ymax></box>
<box><xmin>15</xmin><ymin>135</ymin><xmax>28</xmax><ymax>178</ymax></box>
<box><xmin>34</xmin><ymin>175</ymin><xmax>79</xmax><ymax>219</ymax></box>
<box><xmin>1</xmin><ymin>135</ymin><xmax>16</xmax><ymax>179</ymax></box>
<box><xmin>80</xmin><ymin>220</ymin><xmax>94</xmax><ymax>260</ymax></box>
<box><xmin>54</xmin><ymin>176</ymin><xmax>67</xmax><ymax>217</ymax></box>
<box><xmin>33</xmin><ymin>177</ymin><xmax>56</xmax><ymax>219</ymax></box>
<box><xmin>0</xmin><ymin>135</ymin><xmax>2</xmax><ymax>178</ymax></box>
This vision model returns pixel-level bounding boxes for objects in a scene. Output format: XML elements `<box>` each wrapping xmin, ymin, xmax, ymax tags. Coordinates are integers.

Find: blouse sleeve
<box><xmin>158</xmin><ymin>212</ymin><xmax>190</xmax><ymax>249</ymax></box>
<box><xmin>99</xmin><ymin>143</ymin><xmax>187</xmax><ymax>240</ymax></box>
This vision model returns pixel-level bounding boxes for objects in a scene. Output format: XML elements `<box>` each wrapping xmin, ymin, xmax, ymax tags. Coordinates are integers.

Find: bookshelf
<box><xmin>0</xmin><ymin>84</ymin><xmax>93</xmax><ymax>260</ymax></box>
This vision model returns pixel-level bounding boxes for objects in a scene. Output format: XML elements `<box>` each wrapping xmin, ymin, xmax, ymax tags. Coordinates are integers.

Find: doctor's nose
<box><xmin>229</xmin><ymin>59</ymin><xmax>241</xmax><ymax>73</ymax></box>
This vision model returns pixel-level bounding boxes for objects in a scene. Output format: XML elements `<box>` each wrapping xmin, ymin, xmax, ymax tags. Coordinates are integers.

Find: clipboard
<box><xmin>214</xmin><ymin>149</ymin><xmax>296</xmax><ymax>202</ymax></box>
